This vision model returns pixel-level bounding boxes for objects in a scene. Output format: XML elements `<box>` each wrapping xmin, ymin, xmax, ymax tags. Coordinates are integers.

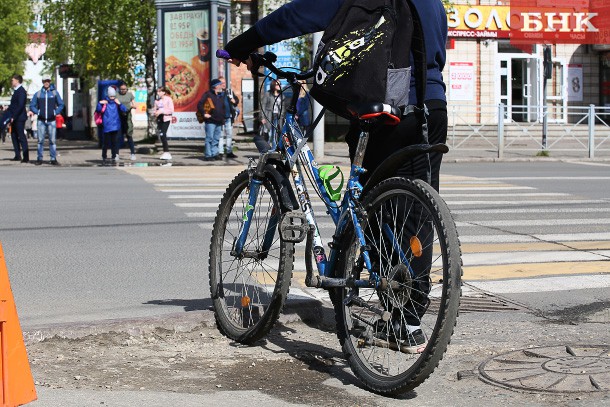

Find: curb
<box><xmin>22</xmin><ymin>298</ymin><xmax>329</xmax><ymax>344</ymax></box>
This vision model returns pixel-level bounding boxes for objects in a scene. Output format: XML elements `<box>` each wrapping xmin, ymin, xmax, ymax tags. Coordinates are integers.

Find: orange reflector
<box><xmin>241</xmin><ymin>296</ymin><xmax>251</xmax><ymax>307</ymax></box>
<box><xmin>410</xmin><ymin>236</ymin><xmax>423</xmax><ymax>257</ymax></box>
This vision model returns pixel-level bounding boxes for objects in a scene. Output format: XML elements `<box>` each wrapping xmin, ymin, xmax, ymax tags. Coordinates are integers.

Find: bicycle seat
<box><xmin>346</xmin><ymin>102</ymin><xmax>401</xmax><ymax>126</ymax></box>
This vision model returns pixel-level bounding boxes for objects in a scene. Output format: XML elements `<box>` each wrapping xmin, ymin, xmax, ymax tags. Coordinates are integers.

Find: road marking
<box><xmin>482</xmin><ymin>176</ymin><xmax>610</xmax><ymax>181</ymax></box>
<box><xmin>463</xmin><ymin>262</ymin><xmax>610</xmax><ymax>281</ymax></box>
<box><xmin>441</xmin><ymin>186</ymin><xmax>535</xmax><ymax>191</ymax></box>
<box><xmin>452</xmin><ymin>207</ymin><xmax>610</xmax><ymax>215</ymax></box>
<box><xmin>126</xmin><ymin>166</ymin><xmax>610</xmax><ymax>293</ymax></box>
<box><xmin>463</xmin><ymin>250</ymin><xmax>610</xmax><ymax>266</ymax></box>
<box><xmin>443</xmin><ymin>192</ymin><xmax>570</xmax><ymax>198</ymax></box>
<box><xmin>447</xmin><ymin>199</ymin><xmax>605</xmax><ymax>206</ymax></box>
<box><xmin>459</xmin><ymin>232</ymin><xmax>610</xmax><ymax>243</ymax></box>
<box><xmin>457</xmin><ymin>218</ymin><xmax>610</xmax><ymax>227</ymax></box>
<box><xmin>461</xmin><ymin>241</ymin><xmax>610</xmax><ymax>253</ymax></box>
<box><xmin>159</xmin><ymin>186</ymin><xmax>230</xmax><ymax>191</ymax></box>
<box><xmin>468</xmin><ymin>274</ymin><xmax>610</xmax><ymax>293</ymax></box>
<box><xmin>168</xmin><ymin>193</ymin><xmax>226</xmax><ymax>198</ymax></box>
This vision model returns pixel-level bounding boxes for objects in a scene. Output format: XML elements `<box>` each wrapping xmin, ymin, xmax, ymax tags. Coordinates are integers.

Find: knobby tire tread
<box><xmin>334</xmin><ymin>177</ymin><xmax>462</xmax><ymax>395</ymax></box>
<box><xmin>209</xmin><ymin>169</ymin><xmax>294</xmax><ymax>344</ymax></box>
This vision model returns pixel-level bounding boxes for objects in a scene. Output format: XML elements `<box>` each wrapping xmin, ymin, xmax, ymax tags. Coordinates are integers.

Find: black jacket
<box><xmin>197</xmin><ymin>91</ymin><xmax>226</xmax><ymax>125</ymax></box>
<box><xmin>7</xmin><ymin>86</ymin><xmax>27</xmax><ymax>123</ymax></box>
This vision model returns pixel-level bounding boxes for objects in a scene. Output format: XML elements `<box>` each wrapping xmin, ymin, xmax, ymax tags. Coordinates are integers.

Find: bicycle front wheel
<box><xmin>334</xmin><ymin>177</ymin><xmax>462</xmax><ymax>395</ymax></box>
<box><xmin>209</xmin><ymin>169</ymin><xmax>294</xmax><ymax>344</ymax></box>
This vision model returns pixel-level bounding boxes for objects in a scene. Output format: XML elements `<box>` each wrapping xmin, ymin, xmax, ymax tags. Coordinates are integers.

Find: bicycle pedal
<box><xmin>278</xmin><ymin>211</ymin><xmax>308</xmax><ymax>243</ymax></box>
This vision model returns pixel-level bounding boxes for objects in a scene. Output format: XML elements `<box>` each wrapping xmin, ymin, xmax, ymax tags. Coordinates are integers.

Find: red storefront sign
<box><xmin>510</xmin><ymin>0</ymin><xmax>610</xmax><ymax>45</ymax></box>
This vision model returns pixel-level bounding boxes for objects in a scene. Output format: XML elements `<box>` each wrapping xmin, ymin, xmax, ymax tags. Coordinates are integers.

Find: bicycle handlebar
<box><xmin>216</xmin><ymin>49</ymin><xmax>314</xmax><ymax>81</ymax></box>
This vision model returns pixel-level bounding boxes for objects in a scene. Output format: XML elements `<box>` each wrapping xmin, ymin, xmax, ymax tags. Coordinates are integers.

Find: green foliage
<box><xmin>43</xmin><ymin>0</ymin><xmax>156</xmax><ymax>88</ymax></box>
<box><xmin>0</xmin><ymin>0</ymin><xmax>34</xmax><ymax>94</ymax></box>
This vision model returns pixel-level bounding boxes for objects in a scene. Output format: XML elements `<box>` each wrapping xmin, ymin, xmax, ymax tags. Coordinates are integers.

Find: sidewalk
<box><xmin>2</xmin><ymin>129</ymin><xmax>609</xmax><ymax>168</ymax></box>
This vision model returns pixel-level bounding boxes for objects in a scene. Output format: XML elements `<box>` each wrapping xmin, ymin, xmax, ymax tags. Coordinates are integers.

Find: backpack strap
<box><xmin>405</xmin><ymin>0</ymin><xmax>427</xmax><ymax>110</ymax></box>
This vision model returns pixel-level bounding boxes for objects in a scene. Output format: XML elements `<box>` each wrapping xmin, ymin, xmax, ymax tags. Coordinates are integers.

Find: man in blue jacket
<box><xmin>2</xmin><ymin>75</ymin><xmax>29</xmax><ymax>162</ymax></box>
<box><xmin>225</xmin><ymin>0</ymin><xmax>448</xmax><ymax>349</ymax></box>
<box><xmin>225</xmin><ymin>0</ymin><xmax>447</xmax><ymax>187</ymax></box>
<box><xmin>30</xmin><ymin>78</ymin><xmax>65</xmax><ymax>165</ymax></box>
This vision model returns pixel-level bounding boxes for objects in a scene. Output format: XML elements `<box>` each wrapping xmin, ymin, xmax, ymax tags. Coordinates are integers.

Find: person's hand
<box><xmin>229</xmin><ymin>56</ymin><xmax>253</xmax><ymax>71</ymax></box>
<box><xmin>261</xmin><ymin>119</ymin><xmax>267</xmax><ymax>125</ymax></box>
<box><xmin>115</xmin><ymin>99</ymin><xmax>121</xmax><ymax>105</ymax></box>
<box><xmin>28</xmin><ymin>111</ymin><xmax>34</xmax><ymax>117</ymax></box>
<box><xmin>204</xmin><ymin>113</ymin><xmax>211</xmax><ymax>119</ymax></box>
<box><xmin>100</xmin><ymin>100</ymin><xmax>108</xmax><ymax>105</ymax></box>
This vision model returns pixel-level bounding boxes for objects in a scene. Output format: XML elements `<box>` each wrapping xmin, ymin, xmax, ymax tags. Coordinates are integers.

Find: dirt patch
<box><xmin>28</xmin><ymin>322</ymin><xmax>385</xmax><ymax>406</ymax></box>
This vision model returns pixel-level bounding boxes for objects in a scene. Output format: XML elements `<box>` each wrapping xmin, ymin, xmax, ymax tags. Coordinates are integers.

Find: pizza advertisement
<box><xmin>162</xmin><ymin>9</ymin><xmax>211</xmax><ymax>138</ymax></box>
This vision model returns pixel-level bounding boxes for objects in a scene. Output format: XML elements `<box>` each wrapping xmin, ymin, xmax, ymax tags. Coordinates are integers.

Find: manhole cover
<box><xmin>479</xmin><ymin>345</ymin><xmax>610</xmax><ymax>393</ymax></box>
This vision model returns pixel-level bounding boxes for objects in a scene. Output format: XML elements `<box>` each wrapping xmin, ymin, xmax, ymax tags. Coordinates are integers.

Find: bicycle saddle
<box><xmin>346</xmin><ymin>102</ymin><xmax>401</xmax><ymax>126</ymax></box>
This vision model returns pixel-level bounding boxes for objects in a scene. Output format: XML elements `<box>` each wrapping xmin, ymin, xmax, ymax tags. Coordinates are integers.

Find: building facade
<box><xmin>446</xmin><ymin>0</ymin><xmax>604</xmax><ymax>125</ymax></box>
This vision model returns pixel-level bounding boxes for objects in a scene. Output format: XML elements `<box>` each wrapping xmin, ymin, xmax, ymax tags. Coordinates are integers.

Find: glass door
<box><xmin>498</xmin><ymin>54</ymin><xmax>540</xmax><ymax>122</ymax></box>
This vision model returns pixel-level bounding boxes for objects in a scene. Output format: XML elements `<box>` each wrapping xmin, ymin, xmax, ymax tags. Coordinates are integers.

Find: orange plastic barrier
<box><xmin>0</xmin><ymin>243</ymin><xmax>37</xmax><ymax>406</ymax></box>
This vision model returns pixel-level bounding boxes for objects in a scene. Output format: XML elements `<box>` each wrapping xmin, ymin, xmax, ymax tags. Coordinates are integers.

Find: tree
<box><xmin>0</xmin><ymin>0</ymin><xmax>33</xmax><ymax>94</ymax></box>
<box><xmin>42</xmin><ymin>0</ymin><xmax>157</xmax><ymax>136</ymax></box>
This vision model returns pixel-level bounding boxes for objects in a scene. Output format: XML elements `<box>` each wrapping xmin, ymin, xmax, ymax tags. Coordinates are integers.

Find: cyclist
<box><xmin>225</xmin><ymin>0</ymin><xmax>448</xmax><ymax>352</ymax></box>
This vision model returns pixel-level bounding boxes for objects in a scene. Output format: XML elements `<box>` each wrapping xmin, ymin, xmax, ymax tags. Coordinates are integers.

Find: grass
<box><xmin>536</xmin><ymin>150</ymin><xmax>550</xmax><ymax>157</ymax></box>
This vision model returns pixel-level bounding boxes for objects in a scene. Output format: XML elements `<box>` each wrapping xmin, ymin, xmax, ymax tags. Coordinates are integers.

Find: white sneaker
<box><xmin>130</xmin><ymin>154</ymin><xmax>137</xmax><ymax>161</ymax></box>
<box><xmin>160</xmin><ymin>152</ymin><xmax>172</xmax><ymax>160</ymax></box>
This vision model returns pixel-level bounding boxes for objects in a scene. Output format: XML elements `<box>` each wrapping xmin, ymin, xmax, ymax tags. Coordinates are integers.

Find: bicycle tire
<box><xmin>209</xmin><ymin>169</ymin><xmax>294</xmax><ymax>344</ymax></box>
<box><xmin>333</xmin><ymin>177</ymin><xmax>462</xmax><ymax>395</ymax></box>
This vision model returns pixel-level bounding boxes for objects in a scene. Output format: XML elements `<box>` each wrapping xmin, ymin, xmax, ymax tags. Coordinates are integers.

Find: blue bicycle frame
<box><xmin>232</xmin><ymin>75</ymin><xmax>411</xmax><ymax>291</ymax></box>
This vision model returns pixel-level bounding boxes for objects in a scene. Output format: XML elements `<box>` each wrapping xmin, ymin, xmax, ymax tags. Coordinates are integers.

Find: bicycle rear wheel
<box><xmin>334</xmin><ymin>177</ymin><xmax>462</xmax><ymax>395</ymax></box>
<box><xmin>209</xmin><ymin>170</ymin><xmax>294</xmax><ymax>344</ymax></box>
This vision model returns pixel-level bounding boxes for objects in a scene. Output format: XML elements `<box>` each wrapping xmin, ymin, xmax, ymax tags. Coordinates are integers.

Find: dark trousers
<box><xmin>102</xmin><ymin>131</ymin><xmax>120</xmax><ymax>160</ymax></box>
<box><xmin>120</xmin><ymin>116</ymin><xmax>135</xmax><ymax>154</ymax></box>
<box><xmin>346</xmin><ymin>104</ymin><xmax>448</xmax><ymax>325</ymax></box>
<box><xmin>346</xmin><ymin>105</ymin><xmax>448</xmax><ymax>191</ymax></box>
<box><xmin>157</xmin><ymin>120</ymin><xmax>170</xmax><ymax>152</ymax></box>
<box><xmin>11</xmin><ymin>120</ymin><xmax>28</xmax><ymax>159</ymax></box>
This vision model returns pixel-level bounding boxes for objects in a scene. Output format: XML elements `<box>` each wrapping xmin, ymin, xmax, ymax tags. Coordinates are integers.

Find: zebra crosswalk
<box><xmin>122</xmin><ymin>166</ymin><xmax>610</xmax><ymax>297</ymax></box>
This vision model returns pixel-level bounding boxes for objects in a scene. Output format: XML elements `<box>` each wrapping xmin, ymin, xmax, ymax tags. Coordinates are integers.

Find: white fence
<box><xmin>448</xmin><ymin>104</ymin><xmax>610</xmax><ymax>158</ymax></box>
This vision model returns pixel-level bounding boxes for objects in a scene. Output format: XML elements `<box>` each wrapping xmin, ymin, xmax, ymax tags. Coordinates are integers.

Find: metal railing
<box><xmin>448</xmin><ymin>104</ymin><xmax>610</xmax><ymax>158</ymax></box>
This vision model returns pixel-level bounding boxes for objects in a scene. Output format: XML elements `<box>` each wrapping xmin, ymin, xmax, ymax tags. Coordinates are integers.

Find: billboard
<box><xmin>161</xmin><ymin>9</ymin><xmax>210</xmax><ymax>138</ymax></box>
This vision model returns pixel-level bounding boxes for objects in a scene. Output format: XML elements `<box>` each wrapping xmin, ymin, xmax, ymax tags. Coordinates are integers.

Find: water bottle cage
<box><xmin>319</xmin><ymin>165</ymin><xmax>344</xmax><ymax>201</ymax></box>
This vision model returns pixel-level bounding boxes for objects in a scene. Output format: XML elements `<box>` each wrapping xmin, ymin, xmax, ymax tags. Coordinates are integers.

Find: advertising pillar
<box><xmin>156</xmin><ymin>0</ymin><xmax>230</xmax><ymax>139</ymax></box>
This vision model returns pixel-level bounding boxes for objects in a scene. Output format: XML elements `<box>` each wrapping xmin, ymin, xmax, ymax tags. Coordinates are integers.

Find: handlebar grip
<box><xmin>216</xmin><ymin>49</ymin><xmax>231</xmax><ymax>60</ymax></box>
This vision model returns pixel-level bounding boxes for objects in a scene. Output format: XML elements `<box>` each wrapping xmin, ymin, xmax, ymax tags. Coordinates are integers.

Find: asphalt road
<box><xmin>1</xmin><ymin>161</ymin><xmax>609</xmax><ymax>406</ymax></box>
<box><xmin>0</xmin><ymin>167</ymin><xmax>211</xmax><ymax>328</ymax></box>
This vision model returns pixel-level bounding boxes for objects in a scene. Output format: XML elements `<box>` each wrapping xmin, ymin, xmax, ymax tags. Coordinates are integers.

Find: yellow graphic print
<box><xmin>315</xmin><ymin>16</ymin><xmax>389</xmax><ymax>85</ymax></box>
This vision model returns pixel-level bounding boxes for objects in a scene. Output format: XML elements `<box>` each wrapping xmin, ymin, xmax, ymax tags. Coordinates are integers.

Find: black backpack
<box><xmin>310</xmin><ymin>0</ymin><xmax>426</xmax><ymax>120</ymax></box>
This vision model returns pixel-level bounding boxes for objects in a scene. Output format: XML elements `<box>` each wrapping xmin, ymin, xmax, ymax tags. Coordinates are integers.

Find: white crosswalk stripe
<box><xmin>123</xmin><ymin>166</ymin><xmax>610</xmax><ymax>296</ymax></box>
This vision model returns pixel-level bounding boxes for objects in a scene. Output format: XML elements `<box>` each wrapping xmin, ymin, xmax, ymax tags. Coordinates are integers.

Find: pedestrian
<box><xmin>218</xmin><ymin>76</ymin><xmax>240</xmax><ymax>159</ymax></box>
<box><xmin>154</xmin><ymin>86</ymin><xmax>174</xmax><ymax>161</ymax></box>
<box><xmin>55</xmin><ymin>113</ymin><xmax>66</xmax><ymax>140</ymax></box>
<box><xmin>197</xmin><ymin>78</ymin><xmax>226</xmax><ymax>161</ymax></box>
<box><xmin>25</xmin><ymin>111</ymin><xmax>34</xmax><ymax>139</ymax></box>
<box><xmin>31</xmin><ymin>111</ymin><xmax>38</xmax><ymax>140</ymax></box>
<box><xmin>116</xmin><ymin>82</ymin><xmax>137</xmax><ymax>161</ymax></box>
<box><xmin>1</xmin><ymin>75</ymin><xmax>29</xmax><ymax>162</ymax></box>
<box><xmin>96</xmin><ymin>85</ymin><xmax>128</xmax><ymax>165</ymax></box>
<box><xmin>295</xmin><ymin>82</ymin><xmax>311</xmax><ymax>134</ymax></box>
<box><xmin>223</xmin><ymin>0</ymin><xmax>449</xmax><ymax>351</ymax></box>
<box><xmin>260</xmin><ymin>79</ymin><xmax>284</xmax><ymax>144</ymax></box>
<box><xmin>29</xmin><ymin>77</ymin><xmax>65</xmax><ymax>165</ymax></box>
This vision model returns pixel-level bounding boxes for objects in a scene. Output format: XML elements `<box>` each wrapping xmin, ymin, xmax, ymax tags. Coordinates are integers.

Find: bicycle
<box><xmin>209</xmin><ymin>50</ymin><xmax>462</xmax><ymax>395</ymax></box>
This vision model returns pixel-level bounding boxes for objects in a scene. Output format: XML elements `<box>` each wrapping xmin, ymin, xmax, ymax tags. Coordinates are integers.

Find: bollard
<box><xmin>588</xmin><ymin>104</ymin><xmax>595</xmax><ymax>159</ymax></box>
<box><xmin>497</xmin><ymin>103</ymin><xmax>505</xmax><ymax>159</ymax></box>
